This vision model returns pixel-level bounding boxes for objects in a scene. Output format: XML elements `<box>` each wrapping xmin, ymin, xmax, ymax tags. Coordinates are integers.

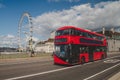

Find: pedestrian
<box><xmin>31</xmin><ymin>50</ymin><xmax>35</xmax><ymax>57</ymax></box>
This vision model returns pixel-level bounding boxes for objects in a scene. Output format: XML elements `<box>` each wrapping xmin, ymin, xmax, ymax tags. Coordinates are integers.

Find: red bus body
<box><xmin>54</xmin><ymin>26</ymin><xmax>107</xmax><ymax>65</ymax></box>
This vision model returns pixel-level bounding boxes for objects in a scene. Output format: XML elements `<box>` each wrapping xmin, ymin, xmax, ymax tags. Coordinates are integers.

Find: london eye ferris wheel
<box><xmin>18</xmin><ymin>12</ymin><xmax>33</xmax><ymax>52</ymax></box>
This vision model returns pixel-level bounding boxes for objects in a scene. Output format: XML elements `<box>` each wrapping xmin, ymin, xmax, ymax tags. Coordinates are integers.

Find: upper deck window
<box><xmin>56</xmin><ymin>28</ymin><xmax>82</xmax><ymax>36</ymax></box>
<box><xmin>70</xmin><ymin>29</ymin><xmax>82</xmax><ymax>36</ymax></box>
<box><xmin>56</xmin><ymin>28</ymin><xmax>104</xmax><ymax>41</ymax></box>
<box><xmin>56</xmin><ymin>29</ymin><xmax>70</xmax><ymax>36</ymax></box>
<box><xmin>97</xmin><ymin>36</ymin><xmax>104</xmax><ymax>40</ymax></box>
<box><xmin>93</xmin><ymin>35</ymin><xmax>104</xmax><ymax>40</ymax></box>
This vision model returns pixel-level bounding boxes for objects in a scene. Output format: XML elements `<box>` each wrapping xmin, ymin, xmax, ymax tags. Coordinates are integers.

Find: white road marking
<box><xmin>83</xmin><ymin>63</ymin><xmax>120</xmax><ymax>80</ymax></box>
<box><xmin>104</xmin><ymin>59</ymin><xmax>120</xmax><ymax>63</ymax></box>
<box><xmin>106</xmin><ymin>55</ymin><xmax>120</xmax><ymax>60</ymax></box>
<box><xmin>4</xmin><ymin>55</ymin><xmax>120</xmax><ymax>80</ymax></box>
<box><xmin>4</xmin><ymin>64</ymin><xmax>82</xmax><ymax>80</ymax></box>
<box><xmin>4</xmin><ymin>61</ymin><xmax>94</xmax><ymax>80</ymax></box>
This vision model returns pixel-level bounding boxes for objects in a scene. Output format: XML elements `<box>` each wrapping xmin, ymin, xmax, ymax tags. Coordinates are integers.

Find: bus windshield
<box><xmin>55</xmin><ymin>45</ymin><xmax>69</xmax><ymax>58</ymax></box>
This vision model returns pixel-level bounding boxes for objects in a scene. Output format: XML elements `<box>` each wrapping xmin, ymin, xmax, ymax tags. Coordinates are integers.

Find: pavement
<box><xmin>108</xmin><ymin>71</ymin><xmax>120</xmax><ymax>80</ymax></box>
<box><xmin>0</xmin><ymin>56</ymin><xmax>53</xmax><ymax>65</ymax></box>
<box><xmin>107</xmin><ymin>52</ymin><xmax>120</xmax><ymax>80</ymax></box>
<box><xmin>98</xmin><ymin>51</ymin><xmax>120</xmax><ymax>80</ymax></box>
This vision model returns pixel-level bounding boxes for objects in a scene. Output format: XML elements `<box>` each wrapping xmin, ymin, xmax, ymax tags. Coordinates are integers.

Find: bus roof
<box><xmin>57</xmin><ymin>26</ymin><xmax>105</xmax><ymax>37</ymax></box>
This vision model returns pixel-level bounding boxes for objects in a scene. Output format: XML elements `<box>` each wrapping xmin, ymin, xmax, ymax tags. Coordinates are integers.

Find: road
<box><xmin>0</xmin><ymin>53</ymin><xmax>120</xmax><ymax>80</ymax></box>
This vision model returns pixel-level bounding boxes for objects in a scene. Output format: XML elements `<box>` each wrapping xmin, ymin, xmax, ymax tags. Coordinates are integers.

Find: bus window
<box><xmin>94</xmin><ymin>47</ymin><xmax>106</xmax><ymax>52</ymax></box>
<box><xmin>55</xmin><ymin>30</ymin><xmax>63</xmax><ymax>36</ymax></box>
<box><xmin>82</xmin><ymin>32</ymin><xmax>90</xmax><ymax>38</ymax></box>
<box><xmin>56</xmin><ymin>29</ymin><xmax>70</xmax><ymax>36</ymax></box>
<box><xmin>96</xmin><ymin>47</ymin><xmax>100</xmax><ymax>52</ymax></box>
<box><xmin>75</xmin><ymin>30</ymin><xmax>82</xmax><ymax>36</ymax></box>
<box><xmin>87</xmin><ymin>33</ymin><xmax>93</xmax><ymax>38</ymax></box>
<box><xmin>80</xmin><ymin>47</ymin><xmax>86</xmax><ymax>53</ymax></box>
<box><xmin>93</xmin><ymin>35</ymin><xmax>97</xmax><ymax>39</ymax></box>
<box><xmin>55</xmin><ymin>45</ymin><xmax>69</xmax><ymax>58</ymax></box>
<box><xmin>99</xmin><ymin>36</ymin><xmax>104</xmax><ymax>41</ymax></box>
<box><xmin>70</xmin><ymin>29</ymin><xmax>82</xmax><ymax>36</ymax></box>
<box><xmin>82</xmin><ymin>32</ymin><xmax>87</xmax><ymax>37</ymax></box>
<box><xmin>70</xmin><ymin>29</ymin><xmax>75</xmax><ymax>35</ymax></box>
<box><xmin>99</xmin><ymin>36</ymin><xmax>104</xmax><ymax>40</ymax></box>
<box><xmin>63</xmin><ymin>29</ymin><xmax>69</xmax><ymax>35</ymax></box>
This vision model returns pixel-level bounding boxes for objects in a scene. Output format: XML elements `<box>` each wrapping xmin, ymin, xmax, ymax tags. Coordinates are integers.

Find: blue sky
<box><xmin>0</xmin><ymin>0</ymin><xmax>116</xmax><ymax>35</ymax></box>
<box><xmin>0</xmin><ymin>0</ymin><xmax>120</xmax><ymax>47</ymax></box>
<box><xmin>0</xmin><ymin>0</ymin><xmax>84</xmax><ymax>35</ymax></box>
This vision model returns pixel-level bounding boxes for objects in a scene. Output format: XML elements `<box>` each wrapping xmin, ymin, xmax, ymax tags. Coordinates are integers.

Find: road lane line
<box><xmin>104</xmin><ymin>59</ymin><xmax>120</xmax><ymax>63</ymax></box>
<box><xmin>4</xmin><ymin>61</ymin><xmax>95</xmax><ymax>80</ymax></box>
<box><xmin>83</xmin><ymin>63</ymin><xmax>120</xmax><ymax>80</ymax></box>
<box><xmin>4</xmin><ymin>55</ymin><xmax>120</xmax><ymax>80</ymax></box>
<box><xmin>106</xmin><ymin>55</ymin><xmax>120</xmax><ymax>60</ymax></box>
<box><xmin>4</xmin><ymin>64</ymin><xmax>82</xmax><ymax>80</ymax></box>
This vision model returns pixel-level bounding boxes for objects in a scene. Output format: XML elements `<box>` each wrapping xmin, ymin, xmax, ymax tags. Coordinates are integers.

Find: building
<box><xmin>34</xmin><ymin>31</ymin><xmax>55</xmax><ymax>53</ymax></box>
<box><xmin>34</xmin><ymin>38</ymin><xmax>54</xmax><ymax>53</ymax></box>
<box><xmin>107</xmin><ymin>39</ymin><xmax>120</xmax><ymax>52</ymax></box>
<box><xmin>97</xmin><ymin>27</ymin><xmax>120</xmax><ymax>52</ymax></box>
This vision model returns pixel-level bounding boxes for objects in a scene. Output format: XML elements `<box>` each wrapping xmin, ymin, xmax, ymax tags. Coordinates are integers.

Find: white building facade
<box><xmin>107</xmin><ymin>39</ymin><xmax>120</xmax><ymax>52</ymax></box>
<box><xmin>34</xmin><ymin>31</ymin><xmax>55</xmax><ymax>53</ymax></box>
<box><xmin>35</xmin><ymin>42</ymin><xmax>54</xmax><ymax>53</ymax></box>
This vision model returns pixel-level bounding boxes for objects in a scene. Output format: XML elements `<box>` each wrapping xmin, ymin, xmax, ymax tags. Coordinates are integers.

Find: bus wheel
<box><xmin>81</xmin><ymin>57</ymin><xmax>85</xmax><ymax>64</ymax></box>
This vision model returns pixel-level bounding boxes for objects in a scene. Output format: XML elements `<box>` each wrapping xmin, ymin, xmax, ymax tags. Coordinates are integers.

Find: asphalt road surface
<box><xmin>0</xmin><ymin>53</ymin><xmax>120</xmax><ymax>80</ymax></box>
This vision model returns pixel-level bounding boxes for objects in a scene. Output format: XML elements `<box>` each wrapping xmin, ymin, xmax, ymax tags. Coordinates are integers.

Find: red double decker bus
<box><xmin>54</xmin><ymin>26</ymin><xmax>107</xmax><ymax>65</ymax></box>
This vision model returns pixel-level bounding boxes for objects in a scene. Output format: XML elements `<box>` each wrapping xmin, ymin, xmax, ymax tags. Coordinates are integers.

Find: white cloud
<box><xmin>32</xmin><ymin>37</ymin><xmax>39</xmax><ymax>42</ymax></box>
<box><xmin>33</xmin><ymin>1</ymin><xmax>120</xmax><ymax>40</ymax></box>
<box><xmin>0</xmin><ymin>34</ymin><xmax>17</xmax><ymax>47</ymax></box>
<box><xmin>0</xmin><ymin>34</ymin><xmax>39</xmax><ymax>48</ymax></box>
<box><xmin>7</xmin><ymin>34</ymin><xmax>15</xmax><ymax>38</ymax></box>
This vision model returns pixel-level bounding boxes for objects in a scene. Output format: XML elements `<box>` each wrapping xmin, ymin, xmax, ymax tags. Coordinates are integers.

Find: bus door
<box><xmin>69</xmin><ymin>45</ymin><xmax>79</xmax><ymax>63</ymax></box>
<box><xmin>88</xmin><ymin>47</ymin><xmax>94</xmax><ymax>62</ymax></box>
